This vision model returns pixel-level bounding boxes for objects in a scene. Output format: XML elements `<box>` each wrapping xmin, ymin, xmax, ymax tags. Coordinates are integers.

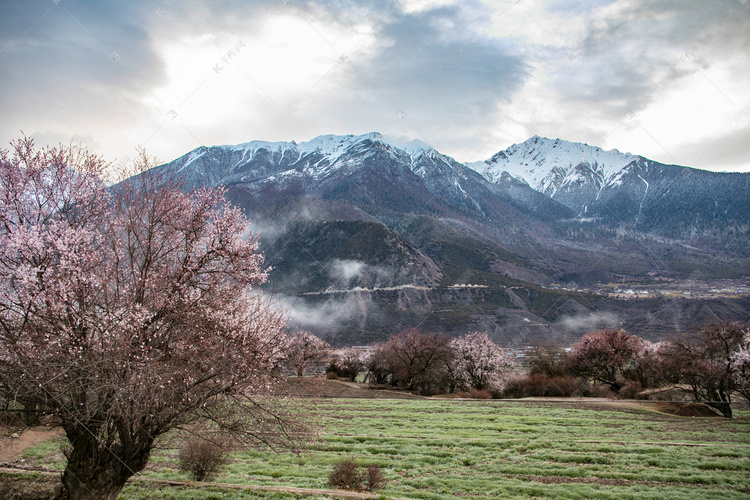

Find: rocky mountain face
<box><xmin>154</xmin><ymin>133</ymin><xmax>750</xmax><ymax>346</ymax></box>
<box><xmin>470</xmin><ymin>136</ymin><xmax>750</xmax><ymax>239</ymax></box>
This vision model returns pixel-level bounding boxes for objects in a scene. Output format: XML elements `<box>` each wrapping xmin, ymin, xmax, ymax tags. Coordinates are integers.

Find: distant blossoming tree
<box><xmin>659</xmin><ymin>321</ymin><xmax>749</xmax><ymax>417</ymax></box>
<box><xmin>371</xmin><ymin>328</ymin><xmax>453</xmax><ymax>395</ymax></box>
<box><xmin>449</xmin><ymin>332</ymin><xmax>514</xmax><ymax>392</ymax></box>
<box><xmin>730</xmin><ymin>331</ymin><xmax>750</xmax><ymax>402</ymax></box>
<box><xmin>285</xmin><ymin>330</ymin><xmax>330</xmax><ymax>376</ymax></box>
<box><xmin>329</xmin><ymin>347</ymin><xmax>368</xmax><ymax>381</ymax></box>
<box><xmin>0</xmin><ymin>138</ymin><xmax>306</xmax><ymax>500</ymax></box>
<box><xmin>568</xmin><ymin>329</ymin><xmax>642</xmax><ymax>391</ymax></box>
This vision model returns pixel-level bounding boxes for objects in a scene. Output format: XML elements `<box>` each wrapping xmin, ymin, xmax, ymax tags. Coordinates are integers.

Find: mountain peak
<box><xmin>297</xmin><ymin>132</ymin><xmax>383</xmax><ymax>154</ymax></box>
<box><xmin>470</xmin><ymin>136</ymin><xmax>642</xmax><ymax>192</ymax></box>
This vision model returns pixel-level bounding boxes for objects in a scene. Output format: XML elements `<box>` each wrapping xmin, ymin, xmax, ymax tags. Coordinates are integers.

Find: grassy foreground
<box><xmin>18</xmin><ymin>398</ymin><xmax>750</xmax><ymax>499</ymax></box>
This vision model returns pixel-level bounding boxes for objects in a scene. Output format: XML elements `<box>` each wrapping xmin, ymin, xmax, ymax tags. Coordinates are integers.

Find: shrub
<box><xmin>178</xmin><ymin>437</ymin><xmax>230</xmax><ymax>482</ymax></box>
<box><xmin>590</xmin><ymin>384</ymin><xmax>616</xmax><ymax>398</ymax></box>
<box><xmin>499</xmin><ymin>375</ymin><xmax>526</xmax><ymax>398</ymax></box>
<box><xmin>363</xmin><ymin>465</ymin><xmax>385</xmax><ymax>492</ymax></box>
<box><xmin>328</xmin><ymin>459</ymin><xmax>362</xmax><ymax>490</ymax></box>
<box><xmin>617</xmin><ymin>381</ymin><xmax>643</xmax><ymax>399</ymax></box>
<box><xmin>522</xmin><ymin>373</ymin><xmax>549</xmax><ymax>396</ymax></box>
<box><xmin>328</xmin><ymin>459</ymin><xmax>385</xmax><ymax>492</ymax></box>
<box><xmin>468</xmin><ymin>389</ymin><xmax>492</xmax><ymax>399</ymax></box>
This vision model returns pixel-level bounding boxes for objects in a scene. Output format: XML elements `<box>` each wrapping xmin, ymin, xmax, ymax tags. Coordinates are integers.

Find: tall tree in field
<box><xmin>568</xmin><ymin>329</ymin><xmax>641</xmax><ymax>391</ymax></box>
<box><xmin>364</xmin><ymin>343</ymin><xmax>391</xmax><ymax>385</ymax></box>
<box><xmin>526</xmin><ymin>342</ymin><xmax>569</xmax><ymax>378</ymax></box>
<box><xmin>660</xmin><ymin>322</ymin><xmax>748</xmax><ymax>418</ymax></box>
<box><xmin>449</xmin><ymin>332</ymin><xmax>514</xmax><ymax>391</ymax></box>
<box><xmin>626</xmin><ymin>340</ymin><xmax>667</xmax><ymax>388</ymax></box>
<box><xmin>0</xmin><ymin>138</ymin><xmax>305</xmax><ymax>500</ymax></box>
<box><xmin>378</xmin><ymin>328</ymin><xmax>453</xmax><ymax>395</ymax></box>
<box><xmin>285</xmin><ymin>330</ymin><xmax>330</xmax><ymax>376</ymax></box>
<box><xmin>730</xmin><ymin>329</ymin><xmax>750</xmax><ymax>402</ymax></box>
<box><xmin>329</xmin><ymin>347</ymin><xmax>367</xmax><ymax>381</ymax></box>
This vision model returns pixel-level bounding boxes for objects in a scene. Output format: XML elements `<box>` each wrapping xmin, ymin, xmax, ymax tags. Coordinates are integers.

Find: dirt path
<box><xmin>0</xmin><ymin>468</ymin><xmax>412</xmax><ymax>499</ymax></box>
<box><xmin>0</xmin><ymin>426</ymin><xmax>64</xmax><ymax>463</ymax></box>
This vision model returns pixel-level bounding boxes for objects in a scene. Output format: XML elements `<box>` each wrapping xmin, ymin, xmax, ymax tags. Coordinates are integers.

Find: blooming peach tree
<box><xmin>664</xmin><ymin>322</ymin><xmax>749</xmax><ymax>417</ymax></box>
<box><xmin>449</xmin><ymin>332</ymin><xmax>514</xmax><ymax>392</ymax></box>
<box><xmin>285</xmin><ymin>330</ymin><xmax>330</xmax><ymax>377</ymax></box>
<box><xmin>731</xmin><ymin>330</ymin><xmax>750</xmax><ymax>402</ymax></box>
<box><xmin>568</xmin><ymin>329</ymin><xmax>642</xmax><ymax>391</ymax></box>
<box><xmin>0</xmin><ymin>138</ymin><xmax>303</xmax><ymax>500</ymax></box>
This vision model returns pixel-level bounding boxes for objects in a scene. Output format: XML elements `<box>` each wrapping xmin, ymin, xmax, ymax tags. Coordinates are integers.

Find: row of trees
<box><xmin>328</xmin><ymin>329</ymin><xmax>515</xmax><ymax>396</ymax></box>
<box><xmin>527</xmin><ymin>323</ymin><xmax>750</xmax><ymax>418</ymax></box>
<box><xmin>294</xmin><ymin>322</ymin><xmax>750</xmax><ymax>419</ymax></box>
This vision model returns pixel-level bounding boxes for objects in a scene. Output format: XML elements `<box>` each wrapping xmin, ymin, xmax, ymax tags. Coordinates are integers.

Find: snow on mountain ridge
<box><xmin>172</xmin><ymin>132</ymin><xmax>445</xmax><ymax>184</ymax></box>
<box><xmin>177</xmin><ymin>148</ymin><xmax>207</xmax><ymax>172</ymax></box>
<box><xmin>173</xmin><ymin>134</ymin><xmax>644</xmax><ymax>195</ymax></box>
<box><xmin>468</xmin><ymin>136</ymin><xmax>642</xmax><ymax>198</ymax></box>
<box><xmin>219</xmin><ymin>132</ymin><xmax>437</xmax><ymax>159</ymax></box>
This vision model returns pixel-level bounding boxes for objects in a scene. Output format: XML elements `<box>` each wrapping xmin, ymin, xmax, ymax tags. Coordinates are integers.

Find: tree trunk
<box><xmin>705</xmin><ymin>401</ymin><xmax>733</xmax><ymax>418</ymax></box>
<box><xmin>57</xmin><ymin>466</ymin><xmax>129</xmax><ymax>500</ymax></box>
<box><xmin>55</xmin><ymin>431</ymin><xmax>153</xmax><ymax>500</ymax></box>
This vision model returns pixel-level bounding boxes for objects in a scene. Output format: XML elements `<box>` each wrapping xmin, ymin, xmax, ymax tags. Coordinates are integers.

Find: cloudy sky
<box><xmin>1</xmin><ymin>0</ymin><xmax>749</xmax><ymax>172</ymax></box>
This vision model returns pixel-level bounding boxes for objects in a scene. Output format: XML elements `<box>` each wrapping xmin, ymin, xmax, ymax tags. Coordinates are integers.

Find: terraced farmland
<box><xmin>8</xmin><ymin>395</ymin><xmax>750</xmax><ymax>499</ymax></box>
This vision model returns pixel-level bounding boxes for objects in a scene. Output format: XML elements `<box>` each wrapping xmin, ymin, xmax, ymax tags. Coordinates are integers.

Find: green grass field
<box><xmin>18</xmin><ymin>398</ymin><xmax>750</xmax><ymax>499</ymax></box>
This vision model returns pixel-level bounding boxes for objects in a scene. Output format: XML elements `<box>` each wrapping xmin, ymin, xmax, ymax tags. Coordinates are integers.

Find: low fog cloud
<box><xmin>328</xmin><ymin>259</ymin><xmax>396</xmax><ymax>288</ymax></box>
<box><xmin>557</xmin><ymin>312</ymin><xmax>621</xmax><ymax>333</ymax></box>
<box><xmin>330</xmin><ymin>259</ymin><xmax>366</xmax><ymax>284</ymax></box>
<box><xmin>270</xmin><ymin>292</ymin><xmax>369</xmax><ymax>331</ymax></box>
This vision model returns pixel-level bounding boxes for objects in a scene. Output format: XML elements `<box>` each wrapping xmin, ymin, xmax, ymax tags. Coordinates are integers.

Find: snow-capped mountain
<box><xmin>161</xmin><ymin>132</ymin><xmax>568</xmax><ymax>227</ymax></box>
<box><xmin>147</xmin><ymin>133</ymin><xmax>750</xmax><ymax>346</ymax></box>
<box><xmin>468</xmin><ymin>136</ymin><xmax>750</xmax><ymax>235</ymax></box>
<box><xmin>467</xmin><ymin>136</ymin><xmax>653</xmax><ymax>213</ymax></box>
<box><xmin>160</xmin><ymin>131</ymin><xmax>750</xmax><ymax>239</ymax></box>
<box><xmin>469</xmin><ymin>136</ymin><xmax>639</xmax><ymax>190</ymax></box>
<box><xmin>171</xmin><ymin>132</ymin><xmax>436</xmax><ymax>186</ymax></box>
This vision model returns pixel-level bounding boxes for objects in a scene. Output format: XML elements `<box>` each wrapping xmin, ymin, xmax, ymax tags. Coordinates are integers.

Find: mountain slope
<box><xmin>164</xmin><ymin>133</ymin><xmax>572</xmax><ymax>225</ymax></box>
<box><xmin>150</xmin><ymin>133</ymin><xmax>750</xmax><ymax>345</ymax></box>
<box><xmin>469</xmin><ymin>136</ymin><xmax>750</xmax><ymax>243</ymax></box>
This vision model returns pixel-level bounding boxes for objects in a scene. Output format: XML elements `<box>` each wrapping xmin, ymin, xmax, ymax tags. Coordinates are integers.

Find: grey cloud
<box><xmin>1</xmin><ymin>1</ymin><xmax>163</xmax><ymax>95</ymax></box>
<box><xmin>509</xmin><ymin>0</ymin><xmax>750</xmax><ymax>171</ymax></box>
<box><xmin>567</xmin><ymin>0</ymin><xmax>750</xmax><ymax>117</ymax></box>
<box><xmin>2</xmin><ymin>0</ymin><xmax>747</xmax><ymax>170</ymax></box>
<box><xmin>274</xmin><ymin>1</ymin><xmax>531</xmax><ymax>151</ymax></box>
<box><xmin>149</xmin><ymin>0</ymin><xmax>275</xmax><ymax>36</ymax></box>
<box><xmin>2</xmin><ymin>0</ymin><xmax>530</xmax><ymax>160</ymax></box>
<box><xmin>0</xmin><ymin>1</ymin><xmax>164</xmax><ymax>150</ymax></box>
<box><xmin>673</xmin><ymin>121</ymin><xmax>750</xmax><ymax>172</ymax></box>
<box><xmin>547</xmin><ymin>0</ymin><xmax>617</xmax><ymax>17</ymax></box>
<box><xmin>357</xmin><ymin>4</ymin><xmax>529</xmax><ymax>113</ymax></box>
